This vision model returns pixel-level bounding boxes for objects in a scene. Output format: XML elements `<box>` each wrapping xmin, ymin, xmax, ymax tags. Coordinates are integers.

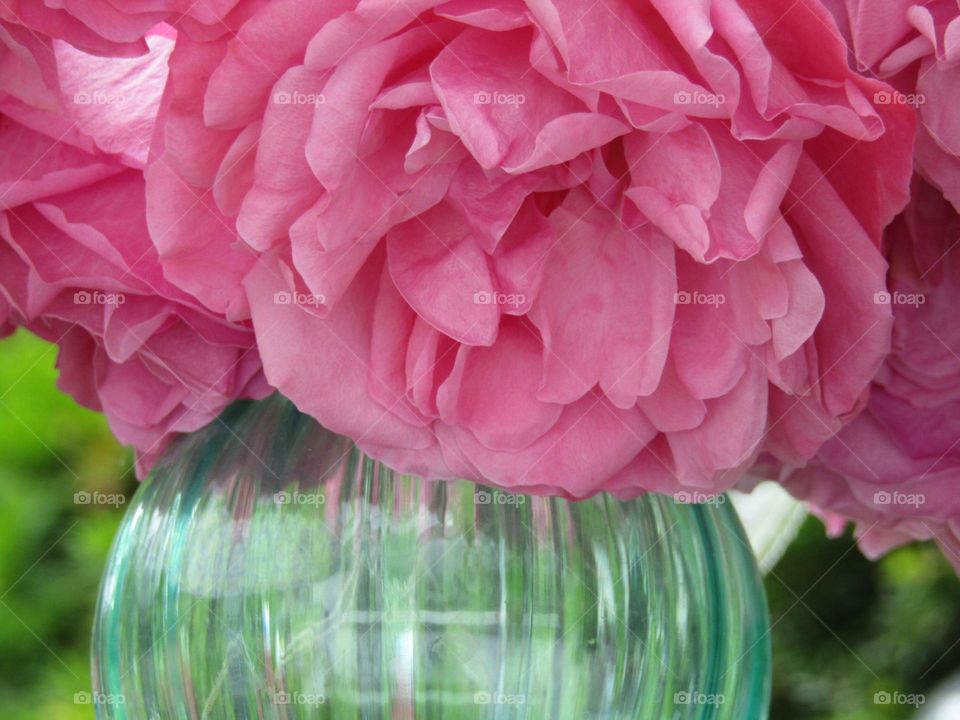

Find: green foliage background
<box><xmin>0</xmin><ymin>329</ymin><xmax>957</xmax><ymax>719</ymax></box>
<box><xmin>0</xmin><ymin>330</ymin><xmax>135</xmax><ymax>719</ymax></box>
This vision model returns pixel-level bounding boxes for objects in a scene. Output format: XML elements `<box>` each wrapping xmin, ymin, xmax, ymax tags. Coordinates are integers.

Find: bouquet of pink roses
<box><xmin>1</xmin><ymin>0</ymin><xmax>958</xmax><ymax>568</ymax></box>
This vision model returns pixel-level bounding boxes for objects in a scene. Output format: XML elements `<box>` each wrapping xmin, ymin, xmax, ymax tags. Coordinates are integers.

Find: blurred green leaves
<box><xmin>767</xmin><ymin>520</ymin><xmax>960</xmax><ymax>719</ymax></box>
<box><xmin>0</xmin><ymin>330</ymin><xmax>133</xmax><ymax>720</ymax></box>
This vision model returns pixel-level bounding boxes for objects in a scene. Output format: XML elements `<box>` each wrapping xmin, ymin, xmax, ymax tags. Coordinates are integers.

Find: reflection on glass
<box><xmin>93</xmin><ymin>394</ymin><xmax>771</xmax><ymax>719</ymax></box>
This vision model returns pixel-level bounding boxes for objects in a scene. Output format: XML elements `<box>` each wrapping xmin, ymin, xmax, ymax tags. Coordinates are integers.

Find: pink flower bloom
<box><xmin>778</xmin><ymin>178</ymin><xmax>960</xmax><ymax>570</ymax></box>
<box><xmin>827</xmin><ymin>0</ymin><xmax>960</xmax><ymax>211</ymax></box>
<box><xmin>0</xmin><ymin>27</ymin><xmax>267</xmax><ymax>475</ymax></box>
<box><xmin>0</xmin><ymin>0</ymin><xmax>244</xmax><ymax>57</ymax></box>
<box><xmin>147</xmin><ymin>0</ymin><xmax>915</xmax><ymax>498</ymax></box>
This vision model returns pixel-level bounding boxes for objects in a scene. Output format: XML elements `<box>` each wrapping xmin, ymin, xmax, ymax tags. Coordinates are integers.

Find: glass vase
<box><xmin>91</xmin><ymin>394</ymin><xmax>771</xmax><ymax>718</ymax></box>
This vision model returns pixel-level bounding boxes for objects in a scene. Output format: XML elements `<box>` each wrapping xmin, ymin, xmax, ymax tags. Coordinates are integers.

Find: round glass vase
<box><xmin>91</xmin><ymin>394</ymin><xmax>771</xmax><ymax>719</ymax></box>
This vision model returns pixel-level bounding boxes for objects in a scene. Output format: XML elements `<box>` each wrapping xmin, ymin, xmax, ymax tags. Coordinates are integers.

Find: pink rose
<box><xmin>0</xmin><ymin>26</ymin><xmax>267</xmax><ymax>475</ymax></box>
<box><xmin>827</xmin><ymin>0</ymin><xmax>960</xmax><ymax>211</ymax></box>
<box><xmin>0</xmin><ymin>0</ymin><xmax>245</xmax><ymax>57</ymax></box>
<box><xmin>778</xmin><ymin>178</ymin><xmax>960</xmax><ymax>570</ymax></box>
<box><xmin>147</xmin><ymin>0</ymin><xmax>915</xmax><ymax>498</ymax></box>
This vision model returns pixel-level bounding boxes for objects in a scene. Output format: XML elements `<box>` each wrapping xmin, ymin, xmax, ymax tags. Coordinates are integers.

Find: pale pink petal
<box><xmin>436</xmin><ymin>318</ymin><xmax>563</xmax><ymax>452</ymax></box>
<box><xmin>530</xmin><ymin>193</ymin><xmax>676</xmax><ymax>408</ymax></box>
<box><xmin>387</xmin><ymin>202</ymin><xmax>500</xmax><ymax>346</ymax></box>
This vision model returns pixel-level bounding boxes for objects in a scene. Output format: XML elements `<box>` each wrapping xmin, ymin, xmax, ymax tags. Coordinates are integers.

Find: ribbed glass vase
<box><xmin>91</xmin><ymin>394</ymin><xmax>771</xmax><ymax>719</ymax></box>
